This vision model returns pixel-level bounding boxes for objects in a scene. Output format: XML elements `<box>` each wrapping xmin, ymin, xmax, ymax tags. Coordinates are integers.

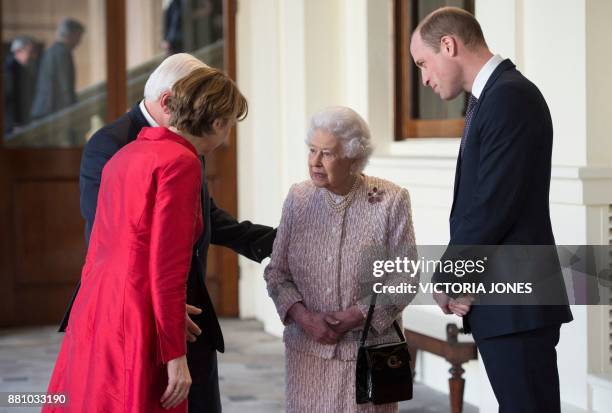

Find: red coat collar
<box><xmin>137</xmin><ymin>127</ymin><xmax>198</xmax><ymax>156</ymax></box>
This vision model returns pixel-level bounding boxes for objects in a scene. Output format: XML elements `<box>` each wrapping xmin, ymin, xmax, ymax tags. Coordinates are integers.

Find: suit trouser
<box><xmin>187</xmin><ymin>340</ymin><xmax>222</xmax><ymax>413</ymax></box>
<box><xmin>476</xmin><ymin>324</ymin><xmax>561</xmax><ymax>413</ymax></box>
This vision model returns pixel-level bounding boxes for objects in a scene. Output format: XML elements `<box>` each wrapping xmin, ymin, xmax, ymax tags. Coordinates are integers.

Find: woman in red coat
<box><xmin>43</xmin><ymin>67</ymin><xmax>248</xmax><ymax>412</ymax></box>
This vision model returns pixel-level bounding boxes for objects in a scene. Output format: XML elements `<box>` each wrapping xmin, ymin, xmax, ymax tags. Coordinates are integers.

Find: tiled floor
<box><xmin>0</xmin><ymin>319</ymin><xmax>477</xmax><ymax>413</ymax></box>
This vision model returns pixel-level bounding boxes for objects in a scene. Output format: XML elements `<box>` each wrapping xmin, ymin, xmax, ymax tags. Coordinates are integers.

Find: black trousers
<box><xmin>187</xmin><ymin>340</ymin><xmax>222</xmax><ymax>413</ymax></box>
<box><xmin>476</xmin><ymin>324</ymin><xmax>561</xmax><ymax>413</ymax></box>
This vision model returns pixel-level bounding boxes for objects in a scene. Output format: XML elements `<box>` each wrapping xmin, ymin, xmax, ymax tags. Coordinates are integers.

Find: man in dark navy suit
<box><xmin>59</xmin><ymin>53</ymin><xmax>276</xmax><ymax>413</ymax></box>
<box><xmin>410</xmin><ymin>7</ymin><xmax>573</xmax><ymax>413</ymax></box>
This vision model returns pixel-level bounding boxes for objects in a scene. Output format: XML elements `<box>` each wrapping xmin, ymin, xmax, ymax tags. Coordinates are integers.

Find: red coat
<box><xmin>44</xmin><ymin>127</ymin><xmax>203</xmax><ymax>412</ymax></box>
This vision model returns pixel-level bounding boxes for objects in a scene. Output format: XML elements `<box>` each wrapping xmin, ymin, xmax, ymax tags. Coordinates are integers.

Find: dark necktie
<box><xmin>460</xmin><ymin>94</ymin><xmax>478</xmax><ymax>157</ymax></box>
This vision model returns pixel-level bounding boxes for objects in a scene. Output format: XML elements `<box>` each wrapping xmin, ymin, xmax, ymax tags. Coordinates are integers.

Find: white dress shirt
<box><xmin>471</xmin><ymin>54</ymin><xmax>504</xmax><ymax>99</ymax></box>
<box><xmin>139</xmin><ymin>100</ymin><xmax>159</xmax><ymax>127</ymax></box>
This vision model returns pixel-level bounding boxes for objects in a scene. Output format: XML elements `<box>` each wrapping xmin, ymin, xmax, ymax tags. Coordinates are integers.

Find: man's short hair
<box><xmin>57</xmin><ymin>18</ymin><xmax>85</xmax><ymax>40</ymax></box>
<box><xmin>144</xmin><ymin>53</ymin><xmax>208</xmax><ymax>101</ymax></box>
<box><xmin>168</xmin><ymin>67</ymin><xmax>248</xmax><ymax>136</ymax></box>
<box><xmin>417</xmin><ymin>7</ymin><xmax>487</xmax><ymax>52</ymax></box>
<box><xmin>10</xmin><ymin>36</ymin><xmax>35</xmax><ymax>53</ymax></box>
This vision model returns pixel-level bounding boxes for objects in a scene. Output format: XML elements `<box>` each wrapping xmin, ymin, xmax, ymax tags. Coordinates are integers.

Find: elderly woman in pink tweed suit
<box><xmin>264</xmin><ymin>106</ymin><xmax>418</xmax><ymax>413</ymax></box>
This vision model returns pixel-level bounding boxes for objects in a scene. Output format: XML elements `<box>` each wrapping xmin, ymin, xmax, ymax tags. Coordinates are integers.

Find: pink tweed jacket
<box><xmin>264</xmin><ymin>175</ymin><xmax>418</xmax><ymax>361</ymax></box>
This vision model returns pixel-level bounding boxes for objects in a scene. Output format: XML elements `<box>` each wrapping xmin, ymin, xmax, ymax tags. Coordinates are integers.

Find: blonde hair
<box><xmin>168</xmin><ymin>67</ymin><xmax>248</xmax><ymax>136</ymax></box>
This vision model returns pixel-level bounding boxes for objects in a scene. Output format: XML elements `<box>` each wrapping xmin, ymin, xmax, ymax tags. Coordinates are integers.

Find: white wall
<box><xmin>522</xmin><ymin>0</ymin><xmax>587</xmax><ymax>167</ymax></box>
<box><xmin>236</xmin><ymin>0</ymin><xmax>612</xmax><ymax>411</ymax></box>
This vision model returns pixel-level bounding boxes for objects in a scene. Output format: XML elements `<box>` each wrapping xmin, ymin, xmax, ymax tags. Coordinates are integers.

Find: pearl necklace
<box><xmin>325</xmin><ymin>175</ymin><xmax>361</xmax><ymax>212</ymax></box>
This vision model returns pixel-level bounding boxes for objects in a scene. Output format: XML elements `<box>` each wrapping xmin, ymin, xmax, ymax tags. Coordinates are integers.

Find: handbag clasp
<box><xmin>387</xmin><ymin>355</ymin><xmax>402</xmax><ymax>369</ymax></box>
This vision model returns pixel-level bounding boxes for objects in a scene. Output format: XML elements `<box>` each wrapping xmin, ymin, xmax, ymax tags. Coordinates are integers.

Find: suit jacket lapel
<box><xmin>450</xmin><ymin>149</ymin><xmax>463</xmax><ymax>217</ymax></box>
<box><xmin>449</xmin><ymin>59</ymin><xmax>515</xmax><ymax>219</ymax></box>
<box><xmin>479</xmin><ymin>58</ymin><xmax>515</xmax><ymax>100</ymax></box>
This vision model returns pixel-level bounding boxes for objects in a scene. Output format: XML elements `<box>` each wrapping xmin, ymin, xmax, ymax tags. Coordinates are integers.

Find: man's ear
<box><xmin>440</xmin><ymin>35</ymin><xmax>458</xmax><ymax>57</ymax></box>
<box><xmin>158</xmin><ymin>91</ymin><xmax>172</xmax><ymax>115</ymax></box>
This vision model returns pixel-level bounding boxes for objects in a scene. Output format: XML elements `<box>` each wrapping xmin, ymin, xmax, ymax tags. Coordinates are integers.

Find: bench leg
<box><xmin>448</xmin><ymin>364</ymin><xmax>465</xmax><ymax>413</ymax></box>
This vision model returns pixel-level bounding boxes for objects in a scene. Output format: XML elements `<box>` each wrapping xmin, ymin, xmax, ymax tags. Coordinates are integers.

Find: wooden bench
<box><xmin>405</xmin><ymin>323</ymin><xmax>478</xmax><ymax>413</ymax></box>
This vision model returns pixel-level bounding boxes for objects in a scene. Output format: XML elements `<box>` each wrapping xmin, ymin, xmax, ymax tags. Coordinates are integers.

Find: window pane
<box><xmin>413</xmin><ymin>0</ymin><xmax>469</xmax><ymax>120</ymax></box>
<box><xmin>2</xmin><ymin>0</ymin><xmax>107</xmax><ymax>148</ymax></box>
<box><xmin>125</xmin><ymin>0</ymin><xmax>225</xmax><ymax>109</ymax></box>
<box><xmin>163</xmin><ymin>0</ymin><xmax>224</xmax><ymax>55</ymax></box>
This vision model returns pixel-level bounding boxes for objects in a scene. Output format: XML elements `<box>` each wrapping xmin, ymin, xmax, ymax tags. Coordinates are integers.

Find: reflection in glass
<box><xmin>126</xmin><ymin>0</ymin><xmax>225</xmax><ymax>109</ymax></box>
<box><xmin>2</xmin><ymin>1</ymin><xmax>107</xmax><ymax>147</ymax></box>
<box><xmin>412</xmin><ymin>0</ymin><xmax>472</xmax><ymax>120</ymax></box>
<box><xmin>3</xmin><ymin>35</ymin><xmax>37</xmax><ymax>134</ymax></box>
<box><xmin>162</xmin><ymin>0</ymin><xmax>223</xmax><ymax>55</ymax></box>
<box><xmin>30</xmin><ymin>19</ymin><xmax>84</xmax><ymax>120</ymax></box>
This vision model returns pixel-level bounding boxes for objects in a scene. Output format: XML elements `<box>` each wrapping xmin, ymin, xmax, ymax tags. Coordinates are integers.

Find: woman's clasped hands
<box><xmin>288</xmin><ymin>303</ymin><xmax>365</xmax><ymax>345</ymax></box>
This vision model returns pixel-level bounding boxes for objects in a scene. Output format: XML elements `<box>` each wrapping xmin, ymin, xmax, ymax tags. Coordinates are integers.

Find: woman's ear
<box><xmin>212</xmin><ymin>118</ymin><xmax>228</xmax><ymax>131</ymax></box>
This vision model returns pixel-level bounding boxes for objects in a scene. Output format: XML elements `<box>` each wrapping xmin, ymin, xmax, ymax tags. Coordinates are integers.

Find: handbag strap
<box><xmin>359</xmin><ymin>293</ymin><xmax>406</xmax><ymax>346</ymax></box>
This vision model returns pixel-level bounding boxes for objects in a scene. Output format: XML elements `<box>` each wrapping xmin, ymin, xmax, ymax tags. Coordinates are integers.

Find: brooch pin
<box><xmin>367</xmin><ymin>187</ymin><xmax>385</xmax><ymax>204</ymax></box>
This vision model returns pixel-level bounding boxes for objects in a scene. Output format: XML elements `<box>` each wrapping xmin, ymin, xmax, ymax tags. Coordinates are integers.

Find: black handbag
<box><xmin>356</xmin><ymin>295</ymin><xmax>413</xmax><ymax>405</ymax></box>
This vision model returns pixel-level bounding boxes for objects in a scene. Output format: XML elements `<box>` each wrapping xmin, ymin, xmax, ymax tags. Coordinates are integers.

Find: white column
<box><xmin>522</xmin><ymin>0</ymin><xmax>587</xmax><ymax>167</ymax></box>
<box><xmin>236</xmin><ymin>0</ymin><xmax>286</xmax><ymax>335</ymax></box>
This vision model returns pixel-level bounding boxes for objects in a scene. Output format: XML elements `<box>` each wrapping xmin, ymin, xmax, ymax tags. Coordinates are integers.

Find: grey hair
<box><xmin>10</xmin><ymin>36</ymin><xmax>34</xmax><ymax>53</ymax></box>
<box><xmin>143</xmin><ymin>53</ymin><xmax>209</xmax><ymax>101</ymax></box>
<box><xmin>306</xmin><ymin>106</ymin><xmax>374</xmax><ymax>173</ymax></box>
<box><xmin>57</xmin><ymin>18</ymin><xmax>84</xmax><ymax>40</ymax></box>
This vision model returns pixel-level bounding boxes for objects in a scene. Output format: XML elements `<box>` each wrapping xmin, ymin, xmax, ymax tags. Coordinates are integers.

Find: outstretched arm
<box><xmin>209</xmin><ymin>197</ymin><xmax>277</xmax><ymax>262</ymax></box>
